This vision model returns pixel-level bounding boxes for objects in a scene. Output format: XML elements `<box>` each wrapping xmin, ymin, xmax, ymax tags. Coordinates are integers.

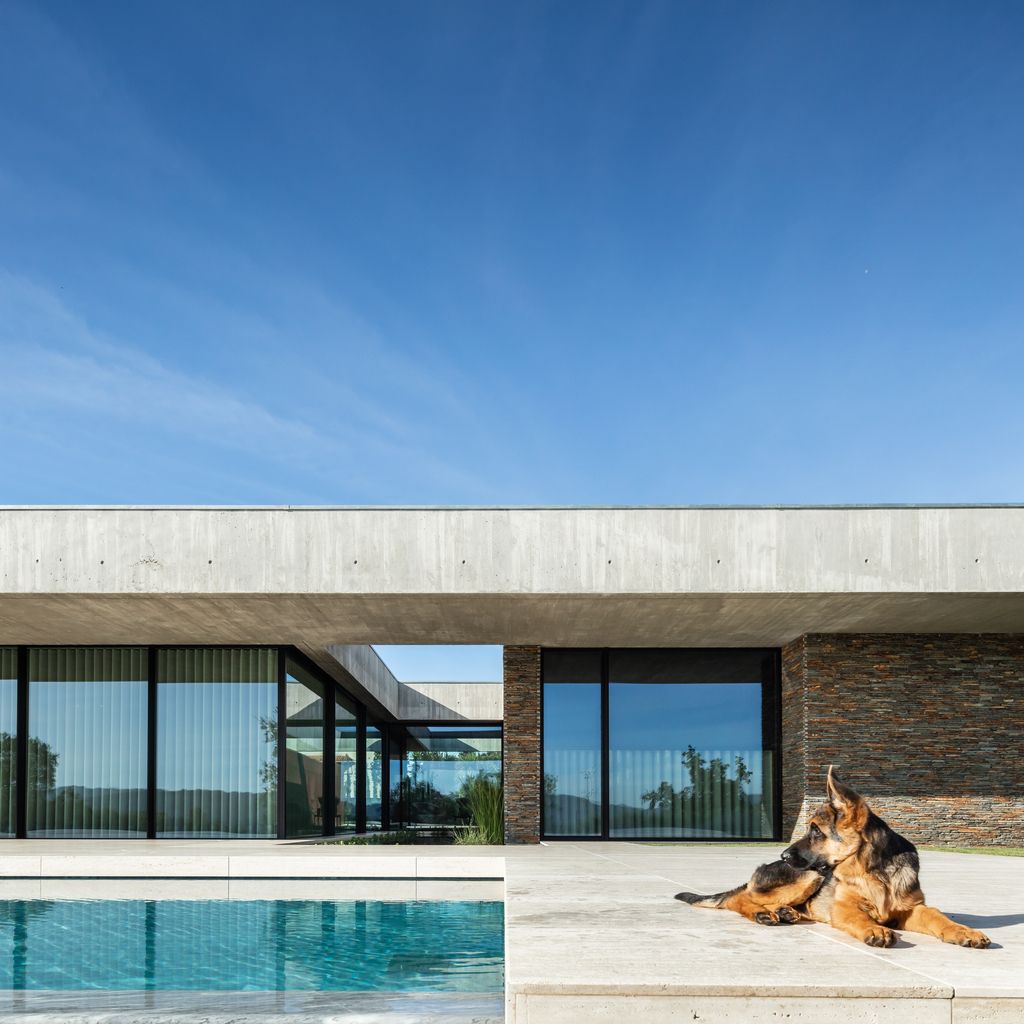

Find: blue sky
<box><xmin>2</xmin><ymin>1</ymin><xmax>1023</xmax><ymax>509</ymax></box>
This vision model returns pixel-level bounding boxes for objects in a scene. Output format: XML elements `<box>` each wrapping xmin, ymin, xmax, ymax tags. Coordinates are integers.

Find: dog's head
<box><xmin>781</xmin><ymin>766</ymin><xmax>870</xmax><ymax>872</ymax></box>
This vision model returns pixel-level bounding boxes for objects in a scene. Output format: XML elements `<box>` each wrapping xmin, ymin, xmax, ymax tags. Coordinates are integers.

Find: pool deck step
<box><xmin>0</xmin><ymin>841</ymin><xmax>504</xmax><ymax>880</ymax></box>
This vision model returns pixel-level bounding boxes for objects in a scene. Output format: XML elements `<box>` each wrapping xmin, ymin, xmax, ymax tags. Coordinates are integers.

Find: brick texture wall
<box><xmin>782</xmin><ymin>634</ymin><xmax>1024</xmax><ymax>844</ymax></box>
<box><xmin>503</xmin><ymin>645</ymin><xmax>542</xmax><ymax>843</ymax></box>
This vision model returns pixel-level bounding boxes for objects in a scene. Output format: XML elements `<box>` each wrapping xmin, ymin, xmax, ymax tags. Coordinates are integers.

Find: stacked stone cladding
<box><xmin>780</xmin><ymin>636</ymin><xmax>809</xmax><ymax>839</ymax></box>
<box><xmin>783</xmin><ymin>634</ymin><xmax>1024</xmax><ymax>845</ymax></box>
<box><xmin>503</xmin><ymin>645</ymin><xmax>542</xmax><ymax>843</ymax></box>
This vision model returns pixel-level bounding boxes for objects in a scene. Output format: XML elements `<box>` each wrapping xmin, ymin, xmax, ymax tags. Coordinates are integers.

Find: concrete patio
<box><xmin>0</xmin><ymin>840</ymin><xmax>1019</xmax><ymax>1023</ymax></box>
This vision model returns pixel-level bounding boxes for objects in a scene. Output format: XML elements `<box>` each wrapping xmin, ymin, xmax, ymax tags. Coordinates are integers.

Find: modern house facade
<box><xmin>0</xmin><ymin>506</ymin><xmax>1021</xmax><ymax>845</ymax></box>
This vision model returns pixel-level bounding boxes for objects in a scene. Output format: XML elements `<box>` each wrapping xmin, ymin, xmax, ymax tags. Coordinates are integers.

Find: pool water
<box><xmin>0</xmin><ymin>899</ymin><xmax>504</xmax><ymax>993</ymax></box>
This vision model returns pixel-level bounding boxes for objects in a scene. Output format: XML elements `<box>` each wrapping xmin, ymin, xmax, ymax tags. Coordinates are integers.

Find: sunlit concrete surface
<box><xmin>502</xmin><ymin>843</ymin><xmax>1023</xmax><ymax>1023</ymax></box>
<box><xmin>0</xmin><ymin>840</ymin><xmax>1019</xmax><ymax>1022</ymax></box>
<box><xmin>4</xmin><ymin>507</ymin><xmax>1024</xmax><ymax>651</ymax></box>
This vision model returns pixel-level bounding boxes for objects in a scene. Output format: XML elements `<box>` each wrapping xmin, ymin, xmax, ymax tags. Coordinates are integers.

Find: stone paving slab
<box><xmin>503</xmin><ymin>843</ymin><xmax>1023</xmax><ymax>1024</ymax></box>
<box><xmin>0</xmin><ymin>839</ymin><xmax>506</xmax><ymax>880</ymax></box>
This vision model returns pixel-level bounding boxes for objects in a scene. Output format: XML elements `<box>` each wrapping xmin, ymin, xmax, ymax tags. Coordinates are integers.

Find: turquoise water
<box><xmin>0</xmin><ymin>900</ymin><xmax>504</xmax><ymax>992</ymax></box>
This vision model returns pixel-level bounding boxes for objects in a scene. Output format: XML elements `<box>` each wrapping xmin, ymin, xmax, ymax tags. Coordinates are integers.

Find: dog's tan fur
<box><xmin>677</xmin><ymin>767</ymin><xmax>990</xmax><ymax>949</ymax></box>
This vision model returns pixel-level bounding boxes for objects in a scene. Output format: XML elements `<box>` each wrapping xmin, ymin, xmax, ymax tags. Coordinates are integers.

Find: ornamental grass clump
<box><xmin>463</xmin><ymin>772</ymin><xmax>503</xmax><ymax>845</ymax></box>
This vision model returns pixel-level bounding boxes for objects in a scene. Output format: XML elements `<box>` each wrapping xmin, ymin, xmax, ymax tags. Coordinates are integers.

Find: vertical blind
<box><xmin>27</xmin><ymin>647</ymin><xmax>148</xmax><ymax>838</ymax></box>
<box><xmin>542</xmin><ymin>650</ymin><xmax>779</xmax><ymax>840</ymax></box>
<box><xmin>365</xmin><ymin>726</ymin><xmax>383</xmax><ymax>830</ymax></box>
<box><xmin>542</xmin><ymin>682</ymin><xmax>602</xmax><ymax>837</ymax></box>
<box><xmin>156</xmin><ymin>648</ymin><xmax>277</xmax><ymax>838</ymax></box>
<box><xmin>335</xmin><ymin>699</ymin><xmax>358</xmax><ymax>832</ymax></box>
<box><xmin>0</xmin><ymin>649</ymin><xmax>16</xmax><ymax>837</ymax></box>
<box><xmin>284</xmin><ymin>660</ymin><xmax>325</xmax><ymax>838</ymax></box>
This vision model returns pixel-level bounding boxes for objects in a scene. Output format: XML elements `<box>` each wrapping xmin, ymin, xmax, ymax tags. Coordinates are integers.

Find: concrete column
<box><xmin>503</xmin><ymin>645</ymin><xmax>542</xmax><ymax>844</ymax></box>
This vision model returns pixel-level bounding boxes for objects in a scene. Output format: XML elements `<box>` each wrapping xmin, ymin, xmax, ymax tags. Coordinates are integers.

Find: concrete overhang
<box><xmin>1</xmin><ymin>505</ymin><xmax>1023</xmax><ymax>708</ymax></box>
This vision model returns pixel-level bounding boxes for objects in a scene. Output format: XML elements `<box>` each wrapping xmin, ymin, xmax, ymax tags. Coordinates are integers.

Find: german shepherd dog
<box><xmin>676</xmin><ymin>767</ymin><xmax>990</xmax><ymax>948</ymax></box>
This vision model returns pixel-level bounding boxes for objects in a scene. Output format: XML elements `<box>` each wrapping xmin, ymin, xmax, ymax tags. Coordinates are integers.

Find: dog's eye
<box><xmin>810</xmin><ymin>824</ymin><xmax>822</xmax><ymax>838</ymax></box>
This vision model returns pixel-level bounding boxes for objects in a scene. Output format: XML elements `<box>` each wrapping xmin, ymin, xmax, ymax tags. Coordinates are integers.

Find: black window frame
<box><xmin>1</xmin><ymin>645</ymin><xmax>374</xmax><ymax>840</ymax></box>
<box><xmin>540</xmin><ymin>647</ymin><xmax>782</xmax><ymax>842</ymax></box>
<box><xmin>397</xmin><ymin>720</ymin><xmax>503</xmax><ymax>832</ymax></box>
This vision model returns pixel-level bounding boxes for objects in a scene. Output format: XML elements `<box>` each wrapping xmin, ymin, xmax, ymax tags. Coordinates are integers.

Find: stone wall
<box><xmin>780</xmin><ymin>636</ymin><xmax>809</xmax><ymax>838</ymax></box>
<box><xmin>503</xmin><ymin>645</ymin><xmax>542</xmax><ymax>843</ymax></box>
<box><xmin>782</xmin><ymin>634</ymin><xmax>1024</xmax><ymax>844</ymax></box>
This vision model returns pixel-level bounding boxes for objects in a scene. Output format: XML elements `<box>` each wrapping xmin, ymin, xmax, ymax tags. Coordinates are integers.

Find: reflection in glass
<box><xmin>284</xmin><ymin>660</ymin><xmax>325</xmax><ymax>838</ymax></box>
<box><xmin>156</xmin><ymin>649</ymin><xmax>277</xmax><ymax>838</ymax></box>
<box><xmin>365</xmin><ymin>725</ymin><xmax>383</xmax><ymax>830</ymax></box>
<box><xmin>542</xmin><ymin>683</ymin><xmax>601</xmax><ymax>836</ymax></box>
<box><xmin>0</xmin><ymin>650</ymin><xmax>17</xmax><ymax>837</ymax></box>
<box><xmin>404</xmin><ymin>726</ymin><xmax>501</xmax><ymax>828</ymax></box>
<box><xmin>388</xmin><ymin>741</ymin><xmax>404</xmax><ymax>828</ymax></box>
<box><xmin>609</xmin><ymin>680</ymin><xmax>772</xmax><ymax>839</ymax></box>
<box><xmin>334</xmin><ymin>698</ymin><xmax>358</xmax><ymax>832</ymax></box>
<box><xmin>27</xmin><ymin>648</ymin><xmax>147</xmax><ymax>837</ymax></box>
<box><xmin>541</xmin><ymin>649</ymin><xmax>777</xmax><ymax>840</ymax></box>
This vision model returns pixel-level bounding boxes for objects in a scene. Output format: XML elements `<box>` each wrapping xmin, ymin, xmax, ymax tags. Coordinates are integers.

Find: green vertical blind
<box><xmin>27</xmin><ymin>647</ymin><xmax>148</xmax><ymax>837</ymax></box>
<box><xmin>0</xmin><ymin>649</ymin><xmax>15</xmax><ymax>837</ymax></box>
<box><xmin>156</xmin><ymin>648</ymin><xmax>277</xmax><ymax>838</ymax></box>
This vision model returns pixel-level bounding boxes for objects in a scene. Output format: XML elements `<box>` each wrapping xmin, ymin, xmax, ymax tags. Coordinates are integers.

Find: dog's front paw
<box><xmin>776</xmin><ymin>906</ymin><xmax>800</xmax><ymax>924</ymax></box>
<box><xmin>864</xmin><ymin>926</ymin><xmax>896</xmax><ymax>947</ymax></box>
<box><xmin>754</xmin><ymin>910</ymin><xmax>781</xmax><ymax>925</ymax></box>
<box><xmin>953</xmin><ymin>927</ymin><xmax>990</xmax><ymax>949</ymax></box>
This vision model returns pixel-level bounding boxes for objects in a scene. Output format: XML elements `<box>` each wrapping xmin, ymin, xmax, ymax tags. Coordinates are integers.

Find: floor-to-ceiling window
<box><xmin>0</xmin><ymin>646</ymin><xmax>385</xmax><ymax>840</ymax></box>
<box><xmin>388</xmin><ymin>729</ymin><xmax>405</xmax><ymax>828</ymax></box>
<box><xmin>335</xmin><ymin>695</ymin><xmax>358</xmax><ymax>833</ymax></box>
<box><xmin>156</xmin><ymin>648</ymin><xmax>277</xmax><ymax>838</ymax></box>
<box><xmin>0</xmin><ymin>649</ymin><xmax>17</xmax><ymax>837</ymax></box>
<box><xmin>542</xmin><ymin>651</ymin><xmax>602</xmax><ymax>837</ymax></box>
<box><xmin>283</xmin><ymin>658</ymin><xmax>327</xmax><ymax>838</ymax></box>
<box><xmin>365</xmin><ymin>725</ymin><xmax>383</xmax><ymax>830</ymax></box>
<box><xmin>27</xmin><ymin>648</ymin><xmax>148</xmax><ymax>838</ymax></box>
<box><xmin>542</xmin><ymin>649</ymin><xmax>779</xmax><ymax>840</ymax></box>
<box><xmin>404</xmin><ymin>725</ymin><xmax>502</xmax><ymax>829</ymax></box>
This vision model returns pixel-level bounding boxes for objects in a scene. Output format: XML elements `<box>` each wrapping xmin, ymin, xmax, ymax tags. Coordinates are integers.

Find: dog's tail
<box><xmin>674</xmin><ymin>884</ymin><xmax>744</xmax><ymax>909</ymax></box>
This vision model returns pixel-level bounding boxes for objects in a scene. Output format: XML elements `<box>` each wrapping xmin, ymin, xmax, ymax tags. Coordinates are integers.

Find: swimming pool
<box><xmin>0</xmin><ymin>898</ymin><xmax>504</xmax><ymax>1019</ymax></box>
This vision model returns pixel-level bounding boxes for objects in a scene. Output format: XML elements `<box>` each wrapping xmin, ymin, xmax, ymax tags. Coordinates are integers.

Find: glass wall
<box><xmin>542</xmin><ymin>651</ymin><xmax>602</xmax><ymax>836</ymax></box>
<box><xmin>27</xmin><ymin>648</ymin><xmax>148</xmax><ymax>838</ymax></box>
<box><xmin>334</xmin><ymin>696</ymin><xmax>358</xmax><ymax>833</ymax></box>
<box><xmin>156</xmin><ymin>648</ymin><xmax>277</xmax><ymax>838</ymax></box>
<box><xmin>543</xmin><ymin>649</ymin><xmax>778</xmax><ymax>840</ymax></box>
<box><xmin>365</xmin><ymin>725</ymin><xmax>383</xmax><ymax>830</ymax></box>
<box><xmin>388</xmin><ymin>735</ymin><xmax>404</xmax><ymax>828</ymax></box>
<box><xmin>0</xmin><ymin>645</ymin><xmax>420</xmax><ymax>840</ymax></box>
<box><xmin>0</xmin><ymin>650</ymin><xmax>17</xmax><ymax>837</ymax></box>
<box><xmin>405</xmin><ymin>725</ymin><xmax>502</xmax><ymax>828</ymax></box>
<box><xmin>284</xmin><ymin>658</ymin><xmax>326</xmax><ymax>838</ymax></box>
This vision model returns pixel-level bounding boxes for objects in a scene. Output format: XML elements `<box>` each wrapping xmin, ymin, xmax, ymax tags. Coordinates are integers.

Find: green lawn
<box><xmin>922</xmin><ymin>845</ymin><xmax>1024</xmax><ymax>857</ymax></box>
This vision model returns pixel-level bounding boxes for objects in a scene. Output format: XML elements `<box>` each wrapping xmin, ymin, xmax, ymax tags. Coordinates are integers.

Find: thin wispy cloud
<box><xmin>0</xmin><ymin>273</ymin><xmax>500</xmax><ymax>502</ymax></box>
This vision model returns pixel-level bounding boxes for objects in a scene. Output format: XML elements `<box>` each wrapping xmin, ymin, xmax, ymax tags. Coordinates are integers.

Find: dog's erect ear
<box><xmin>826</xmin><ymin>766</ymin><xmax>867</xmax><ymax>826</ymax></box>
